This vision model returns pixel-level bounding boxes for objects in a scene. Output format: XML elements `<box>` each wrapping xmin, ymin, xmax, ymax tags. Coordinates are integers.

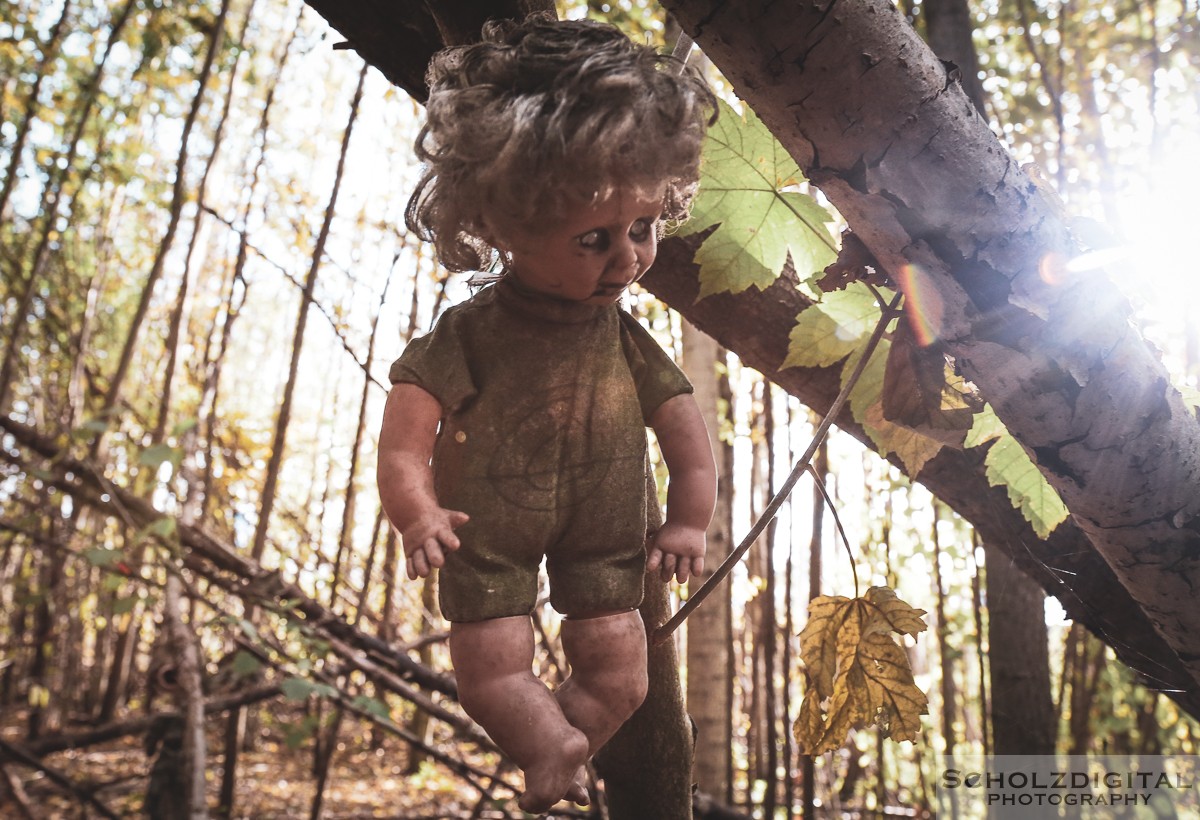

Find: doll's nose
<box><xmin>608</xmin><ymin>237</ymin><xmax>640</xmax><ymax>274</ymax></box>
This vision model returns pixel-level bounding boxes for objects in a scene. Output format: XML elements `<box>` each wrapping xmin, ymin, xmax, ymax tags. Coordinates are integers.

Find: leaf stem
<box><xmin>652</xmin><ymin>290</ymin><xmax>903</xmax><ymax>645</ymax></box>
<box><xmin>805</xmin><ymin>463</ymin><xmax>859</xmax><ymax>599</ymax></box>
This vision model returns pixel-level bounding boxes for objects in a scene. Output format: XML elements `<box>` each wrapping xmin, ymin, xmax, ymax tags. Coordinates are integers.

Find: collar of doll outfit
<box><xmin>495</xmin><ymin>274</ymin><xmax>612</xmax><ymax>325</ymax></box>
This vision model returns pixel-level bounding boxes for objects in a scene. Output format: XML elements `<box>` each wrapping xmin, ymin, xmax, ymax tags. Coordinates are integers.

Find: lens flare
<box><xmin>895</xmin><ymin>263</ymin><xmax>943</xmax><ymax>347</ymax></box>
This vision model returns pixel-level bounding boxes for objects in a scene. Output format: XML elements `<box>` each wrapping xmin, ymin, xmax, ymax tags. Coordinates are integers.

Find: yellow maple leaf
<box><xmin>794</xmin><ymin>585</ymin><xmax>929</xmax><ymax>755</ymax></box>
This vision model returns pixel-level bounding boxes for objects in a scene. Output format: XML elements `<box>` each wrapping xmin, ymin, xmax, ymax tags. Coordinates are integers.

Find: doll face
<box><xmin>502</xmin><ymin>185</ymin><xmax>664</xmax><ymax>305</ymax></box>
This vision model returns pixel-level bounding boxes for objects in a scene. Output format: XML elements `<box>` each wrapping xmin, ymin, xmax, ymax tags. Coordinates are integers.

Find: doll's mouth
<box><xmin>592</xmin><ymin>283</ymin><xmax>628</xmax><ymax>297</ymax></box>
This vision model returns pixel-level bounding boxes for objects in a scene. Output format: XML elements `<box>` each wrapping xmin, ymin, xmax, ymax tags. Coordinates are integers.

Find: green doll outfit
<box><xmin>389</xmin><ymin>276</ymin><xmax>693</xmax><ymax>622</ymax></box>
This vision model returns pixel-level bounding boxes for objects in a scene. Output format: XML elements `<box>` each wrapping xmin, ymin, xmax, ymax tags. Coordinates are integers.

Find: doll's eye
<box><xmin>577</xmin><ymin>229</ymin><xmax>609</xmax><ymax>251</ymax></box>
<box><xmin>629</xmin><ymin>218</ymin><xmax>654</xmax><ymax>242</ymax></box>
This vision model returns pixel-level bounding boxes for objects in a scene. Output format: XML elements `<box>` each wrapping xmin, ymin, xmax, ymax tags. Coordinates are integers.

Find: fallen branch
<box><xmin>0</xmin><ymin>738</ymin><xmax>120</xmax><ymax>819</ymax></box>
<box><xmin>0</xmin><ymin>415</ymin><xmax>456</xmax><ymax>697</ymax></box>
<box><xmin>0</xmin><ymin>762</ymin><xmax>36</xmax><ymax>820</ymax></box>
<box><xmin>22</xmin><ymin>684</ymin><xmax>283</xmax><ymax>757</ymax></box>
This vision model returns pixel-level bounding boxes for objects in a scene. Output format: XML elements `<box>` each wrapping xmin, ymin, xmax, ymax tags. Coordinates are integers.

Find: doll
<box><xmin>377</xmin><ymin>16</ymin><xmax>717</xmax><ymax>813</ymax></box>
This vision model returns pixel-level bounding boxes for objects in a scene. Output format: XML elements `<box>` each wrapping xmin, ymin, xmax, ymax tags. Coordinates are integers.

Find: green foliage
<box><xmin>966</xmin><ymin>406</ymin><xmax>1070</xmax><ymax>538</ymax></box>
<box><xmin>784</xmin><ymin>283</ymin><xmax>881</xmax><ymax>369</ymax></box>
<box><xmin>678</xmin><ymin>98</ymin><xmax>836</xmax><ymax>297</ymax></box>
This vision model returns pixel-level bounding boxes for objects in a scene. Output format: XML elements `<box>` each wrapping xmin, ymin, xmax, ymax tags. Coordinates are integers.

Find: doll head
<box><xmin>405</xmin><ymin>15</ymin><xmax>716</xmax><ymax>273</ymax></box>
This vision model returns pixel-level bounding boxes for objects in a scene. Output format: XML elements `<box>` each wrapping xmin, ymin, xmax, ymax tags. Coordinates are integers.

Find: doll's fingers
<box><xmin>675</xmin><ymin>558</ymin><xmax>693</xmax><ymax>585</ymax></box>
<box><xmin>437</xmin><ymin>529</ymin><xmax>461</xmax><ymax>553</ymax></box>
<box><xmin>659</xmin><ymin>553</ymin><xmax>678</xmax><ymax>582</ymax></box>
<box><xmin>447</xmin><ymin>510</ymin><xmax>470</xmax><ymax>529</ymax></box>
<box><xmin>645</xmin><ymin>547</ymin><xmax>663</xmax><ymax>573</ymax></box>
<box><xmin>423</xmin><ymin>539</ymin><xmax>446</xmax><ymax>569</ymax></box>
<box><xmin>691</xmin><ymin>555</ymin><xmax>705</xmax><ymax>579</ymax></box>
<box><xmin>409</xmin><ymin>550</ymin><xmax>431</xmax><ymax>579</ymax></box>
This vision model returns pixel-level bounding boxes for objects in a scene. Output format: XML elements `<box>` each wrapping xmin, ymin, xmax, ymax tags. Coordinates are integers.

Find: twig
<box><xmin>653</xmin><ymin>291</ymin><xmax>902</xmax><ymax>644</ymax></box>
<box><xmin>0</xmin><ymin>762</ymin><xmax>36</xmax><ymax>820</ymax></box>
<box><xmin>0</xmin><ymin>738</ymin><xmax>120</xmax><ymax>819</ymax></box>
<box><xmin>805</xmin><ymin>463</ymin><xmax>859</xmax><ymax>598</ymax></box>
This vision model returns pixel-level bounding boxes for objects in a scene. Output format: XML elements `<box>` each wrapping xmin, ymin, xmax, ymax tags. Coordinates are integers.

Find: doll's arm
<box><xmin>377</xmin><ymin>383</ymin><xmax>470</xmax><ymax>580</ymax></box>
<box><xmin>647</xmin><ymin>392</ymin><xmax>716</xmax><ymax>584</ymax></box>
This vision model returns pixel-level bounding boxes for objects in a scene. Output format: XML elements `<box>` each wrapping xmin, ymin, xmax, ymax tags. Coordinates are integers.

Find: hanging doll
<box><xmin>377</xmin><ymin>15</ymin><xmax>717</xmax><ymax>813</ymax></box>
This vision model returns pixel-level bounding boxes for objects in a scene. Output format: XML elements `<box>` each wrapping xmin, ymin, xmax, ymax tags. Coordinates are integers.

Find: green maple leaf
<box><xmin>678</xmin><ymin>98</ymin><xmax>836</xmax><ymax>297</ymax></box>
<box><xmin>964</xmin><ymin>404</ymin><xmax>1070</xmax><ymax>537</ymax></box>
<box><xmin>982</xmin><ymin>432</ymin><xmax>1070</xmax><ymax>538</ymax></box>
<box><xmin>783</xmin><ymin>283</ymin><xmax>881</xmax><ymax>369</ymax></box>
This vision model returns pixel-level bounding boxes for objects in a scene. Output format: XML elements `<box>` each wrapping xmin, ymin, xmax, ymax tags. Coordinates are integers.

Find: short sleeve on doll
<box><xmin>618</xmin><ymin>311</ymin><xmax>694</xmax><ymax>424</ymax></box>
<box><xmin>388</xmin><ymin>310</ymin><xmax>478</xmax><ymax>414</ymax></box>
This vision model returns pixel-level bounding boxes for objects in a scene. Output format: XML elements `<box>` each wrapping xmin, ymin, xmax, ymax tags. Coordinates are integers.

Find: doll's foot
<box><xmin>517</xmin><ymin>729</ymin><xmax>589</xmax><ymax>813</ymax></box>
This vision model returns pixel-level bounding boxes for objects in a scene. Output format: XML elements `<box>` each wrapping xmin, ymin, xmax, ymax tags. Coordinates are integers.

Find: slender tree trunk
<box><xmin>761</xmin><ymin>386</ymin><xmax>779</xmax><ymax>819</ymax></box>
<box><xmin>0</xmin><ymin>0</ymin><xmax>138</xmax><ymax>412</ymax></box>
<box><xmin>154</xmin><ymin>0</ymin><xmax>258</xmax><ymax>447</ymax></box>
<box><xmin>682</xmin><ymin>321</ymin><xmax>733</xmax><ymax>801</ymax></box>
<box><xmin>932</xmin><ymin>504</ymin><xmax>958</xmax><ymax>758</ymax></box>
<box><xmin>801</xmin><ymin>434</ymin><xmax>827</xmax><ymax>820</ymax></box>
<box><xmin>95</xmin><ymin>0</ymin><xmax>232</xmax><ymax>441</ymax></box>
<box><xmin>221</xmin><ymin>62</ymin><xmax>368</xmax><ymax>818</ymax></box>
<box><xmin>249</xmin><ymin>61</ymin><xmax>368</xmax><ymax>565</ymax></box>
<box><xmin>310</xmin><ymin>707</ymin><xmax>347</xmax><ymax>820</ymax></box>
<box><xmin>969</xmin><ymin>532</ymin><xmax>990</xmax><ymax>759</ymax></box>
<box><xmin>0</xmin><ymin>0</ymin><xmax>72</xmax><ymax>220</ymax></box>
<box><xmin>331</xmin><ymin>262</ymin><xmax>394</xmax><ymax>607</ymax></box>
<box><xmin>986</xmin><ymin>547</ymin><xmax>1056</xmax><ymax>754</ymax></box>
<box><xmin>163</xmin><ymin>574</ymin><xmax>207</xmax><ymax>819</ymax></box>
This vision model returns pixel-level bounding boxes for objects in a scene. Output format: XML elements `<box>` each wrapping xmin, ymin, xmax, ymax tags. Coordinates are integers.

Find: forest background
<box><xmin>1</xmin><ymin>0</ymin><xmax>1199</xmax><ymax>817</ymax></box>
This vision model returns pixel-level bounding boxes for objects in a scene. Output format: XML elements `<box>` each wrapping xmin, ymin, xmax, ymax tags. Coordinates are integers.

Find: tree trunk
<box><xmin>683</xmin><ymin>321</ymin><xmax>734</xmax><ymax>802</ymax></box>
<box><xmin>162</xmin><ymin>575</ymin><xmax>208</xmax><ymax>819</ymax></box>
<box><xmin>594</xmin><ymin>472</ymin><xmax>694</xmax><ymax>819</ymax></box>
<box><xmin>0</xmin><ymin>0</ymin><xmax>138</xmax><ymax>413</ymax></box>
<box><xmin>932</xmin><ymin>505</ymin><xmax>958</xmax><ymax>761</ymax></box>
<box><xmin>0</xmin><ymin>0</ymin><xmax>72</xmax><ymax>220</ymax></box>
<box><xmin>801</xmin><ymin>436</ymin><xmax>826</xmax><ymax>820</ymax></box>
<box><xmin>986</xmin><ymin>548</ymin><xmax>1056</xmax><ymax>754</ymax></box>
<box><xmin>95</xmin><ymin>0</ymin><xmax>232</xmax><ymax>434</ymax></box>
<box><xmin>250</xmin><ymin>61</ymin><xmax>368</xmax><ymax>564</ymax></box>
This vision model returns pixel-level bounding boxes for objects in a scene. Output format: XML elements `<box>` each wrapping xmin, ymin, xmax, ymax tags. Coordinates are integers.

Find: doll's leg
<box><xmin>449</xmin><ymin>616</ymin><xmax>590</xmax><ymax>813</ymax></box>
<box><xmin>555</xmin><ymin>609</ymin><xmax>649</xmax><ymax>755</ymax></box>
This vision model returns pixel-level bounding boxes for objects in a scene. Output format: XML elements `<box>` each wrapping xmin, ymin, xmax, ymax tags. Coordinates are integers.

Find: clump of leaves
<box><xmin>794</xmin><ymin>586</ymin><xmax>929</xmax><ymax>755</ymax></box>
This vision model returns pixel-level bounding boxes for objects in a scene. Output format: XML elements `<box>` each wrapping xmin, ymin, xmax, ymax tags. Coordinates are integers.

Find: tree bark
<box><xmin>682</xmin><ymin>321</ymin><xmax>734</xmax><ymax>801</ymax></box>
<box><xmin>987</xmin><ymin>548</ymin><xmax>1057</xmax><ymax>754</ymax></box>
<box><xmin>594</xmin><ymin>472</ymin><xmax>694</xmax><ymax>820</ymax></box>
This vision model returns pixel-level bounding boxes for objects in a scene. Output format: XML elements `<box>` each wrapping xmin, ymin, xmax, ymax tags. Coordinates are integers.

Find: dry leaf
<box><xmin>795</xmin><ymin>585</ymin><xmax>929</xmax><ymax>754</ymax></box>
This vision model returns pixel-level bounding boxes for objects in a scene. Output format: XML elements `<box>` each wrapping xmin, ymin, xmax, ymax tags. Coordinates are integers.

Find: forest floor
<box><xmin>0</xmin><ymin>705</ymin><xmax>544</xmax><ymax>819</ymax></box>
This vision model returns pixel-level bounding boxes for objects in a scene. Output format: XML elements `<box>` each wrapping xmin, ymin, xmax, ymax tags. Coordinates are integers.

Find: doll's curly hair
<box><xmin>405</xmin><ymin>15</ymin><xmax>717</xmax><ymax>273</ymax></box>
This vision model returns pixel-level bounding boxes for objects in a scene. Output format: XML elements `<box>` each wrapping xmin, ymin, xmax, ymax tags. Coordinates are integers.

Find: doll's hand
<box><xmin>402</xmin><ymin>508</ymin><xmax>470</xmax><ymax>579</ymax></box>
<box><xmin>646</xmin><ymin>522</ymin><xmax>706</xmax><ymax>584</ymax></box>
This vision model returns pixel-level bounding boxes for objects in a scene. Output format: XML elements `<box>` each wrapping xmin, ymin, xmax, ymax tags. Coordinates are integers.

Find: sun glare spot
<box><xmin>895</xmin><ymin>263</ymin><xmax>943</xmax><ymax>346</ymax></box>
